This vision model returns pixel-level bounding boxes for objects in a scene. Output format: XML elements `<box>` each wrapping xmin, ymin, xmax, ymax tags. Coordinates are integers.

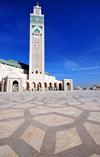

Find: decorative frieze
<box><xmin>30</xmin><ymin>15</ymin><xmax>44</xmax><ymax>23</ymax></box>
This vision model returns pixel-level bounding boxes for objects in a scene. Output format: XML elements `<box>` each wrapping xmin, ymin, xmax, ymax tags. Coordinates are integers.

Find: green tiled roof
<box><xmin>0</xmin><ymin>59</ymin><xmax>52</xmax><ymax>76</ymax></box>
<box><xmin>45</xmin><ymin>72</ymin><xmax>52</xmax><ymax>76</ymax></box>
<box><xmin>0</xmin><ymin>59</ymin><xmax>29</xmax><ymax>70</ymax></box>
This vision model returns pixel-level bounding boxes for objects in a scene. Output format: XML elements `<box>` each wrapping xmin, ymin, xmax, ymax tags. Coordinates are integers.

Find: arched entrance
<box><xmin>31</xmin><ymin>82</ymin><xmax>36</xmax><ymax>91</ymax></box>
<box><xmin>24</xmin><ymin>82</ymin><xmax>30</xmax><ymax>91</ymax></box>
<box><xmin>4</xmin><ymin>80</ymin><xmax>7</xmax><ymax>92</ymax></box>
<box><xmin>49</xmin><ymin>83</ymin><xmax>52</xmax><ymax>90</ymax></box>
<box><xmin>54</xmin><ymin>83</ymin><xmax>57</xmax><ymax>91</ymax></box>
<box><xmin>59</xmin><ymin>83</ymin><xmax>62</xmax><ymax>90</ymax></box>
<box><xmin>13</xmin><ymin>80</ymin><xmax>19</xmax><ymax>92</ymax></box>
<box><xmin>67</xmin><ymin>82</ymin><xmax>70</xmax><ymax>91</ymax></box>
<box><xmin>44</xmin><ymin>82</ymin><xmax>47</xmax><ymax>91</ymax></box>
<box><xmin>37</xmin><ymin>82</ymin><xmax>42</xmax><ymax>91</ymax></box>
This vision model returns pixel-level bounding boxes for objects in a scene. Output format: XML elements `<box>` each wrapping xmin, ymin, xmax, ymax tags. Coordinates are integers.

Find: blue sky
<box><xmin>0</xmin><ymin>0</ymin><xmax>100</xmax><ymax>87</ymax></box>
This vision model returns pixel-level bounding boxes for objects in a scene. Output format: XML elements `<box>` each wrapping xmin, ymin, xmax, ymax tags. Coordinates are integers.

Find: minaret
<box><xmin>29</xmin><ymin>3</ymin><xmax>44</xmax><ymax>81</ymax></box>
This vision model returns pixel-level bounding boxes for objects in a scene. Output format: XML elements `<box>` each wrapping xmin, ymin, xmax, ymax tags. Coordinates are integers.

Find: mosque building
<box><xmin>0</xmin><ymin>3</ymin><xmax>73</xmax><ymax>92</ymax></box>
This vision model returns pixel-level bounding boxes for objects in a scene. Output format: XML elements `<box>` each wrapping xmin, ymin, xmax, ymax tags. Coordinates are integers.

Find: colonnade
<box><xmin>0</xmin><ymin>79</ymin><xmax>71</xmax><ymax>92</ymax></box>
<box><xmin>23</xmin><ymin>82</ymin><xmax>62</xmax><ymax>91</ymax></box>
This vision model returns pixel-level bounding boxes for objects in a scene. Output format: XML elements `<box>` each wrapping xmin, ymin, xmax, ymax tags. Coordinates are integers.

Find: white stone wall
<box><xmin>44</xmin><ymin>75</ymin><xmax>56</xmax><ymax>82</ymax></box>
<box><xmin>0</xmin><ymin>63</ymin><xmax>28</xmax><ymax>81</ymax></box>
<box><xmin>61</xmin><ymin>79</ymin><xmax>73</xmax><ymax>91</ymax></box>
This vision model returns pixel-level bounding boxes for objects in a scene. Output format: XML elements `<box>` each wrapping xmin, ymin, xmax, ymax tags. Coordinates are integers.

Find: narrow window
<box><xmin>36</xmin><ymin>71</ymin><xmax>38</xmax><ymax>74</ymax></box>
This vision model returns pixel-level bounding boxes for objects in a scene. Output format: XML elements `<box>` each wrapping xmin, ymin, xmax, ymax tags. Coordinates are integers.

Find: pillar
<box><xmin>52</xmin><ymin>83</ymin><xmax>54</xmax><ymax>91</ymax></box>
<box><xmin>19</xmin><ymin>79</ymin><xmax>23</xmax><ymax>92</ymax></box>
<box><xmin>57</xmin><ymin>83</ymin><xmax>59</xmax><ymax>91</ymax></box>
<box><xmin>42</xmin><ymin>83</ymin><xmax>44</xmax><ymax>91</ymax></box>
<box><xmin>7</xmin><ymin>79</ymin><xmax>11</xmax><ymax>92</ymax></box>
<box><xmin>47</xmin><ymin>82</ymin><xmax>49</xmax><ymax>91</ymax></box>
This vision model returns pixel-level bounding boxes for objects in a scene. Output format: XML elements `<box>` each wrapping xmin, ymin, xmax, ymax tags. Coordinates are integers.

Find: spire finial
<box><xmin>37</xmin><ymin>1</ymin><xmax>39</xmax><ymax>6</ymax></box>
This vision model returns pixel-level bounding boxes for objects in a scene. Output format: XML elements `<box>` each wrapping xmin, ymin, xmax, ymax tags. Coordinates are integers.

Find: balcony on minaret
<box><xmin>33</xmin><ymin>2</ymin><xmax>41</xmax><ymax>15</ymax></box>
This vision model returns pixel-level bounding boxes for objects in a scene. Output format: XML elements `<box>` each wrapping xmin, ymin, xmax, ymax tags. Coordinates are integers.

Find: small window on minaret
<box><xmin>40</xmin><ymin>72</ymin><xmax>42</xmax><ymax>74</ymax></box>
<box><xmin>32</xmin><ymin>72</ymin><xmax>33</xmax><ymax>74</ymax></box>
<box><xmin>36</xmin><ymin>71</ymin><xmax>38</xmax><ymax>74</ymax></box>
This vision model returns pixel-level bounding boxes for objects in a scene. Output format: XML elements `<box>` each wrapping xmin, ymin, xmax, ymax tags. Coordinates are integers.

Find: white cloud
<box><xmin>72</xmin><ymin>66</ymin><xmax>100</xmax><ymax>71</ymax></box>
<box><xmin>87</xmin><ymin>47</ymin><xmax>100</xmax><ymax>54</ymax></box>
<box><xmin>64</xmin><ymin>60</ymin><xmax>77</xmax><ymax>69</ymax></box>
<box><xmin>80</xmin><ymin>72</ymin><xmax>100</xmax><ymax>74</ymax></box>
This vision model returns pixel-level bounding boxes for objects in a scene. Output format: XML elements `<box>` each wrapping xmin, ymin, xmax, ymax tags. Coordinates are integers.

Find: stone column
<box><xmin>42</xmin><ymin>83</ymin><xmax>44</xmax><ymax>91</ymax></box>
<box><xmin>47</xmin><ymin>82</ymin><xmax>49</xmax><ymax>91</ymax></box>
<box><xmin>71</xmin><ymin>80</ymin><xmax>73</xmax><ymax>91</ymax></box>
<box><xmin>6</xmin><ymin>79</ymin><xmax>9</xmax><ymax>92</ymax></box>
<box><xmin>35</xmin><ymin>83</ymin><xmax>37</xmax><ymax>91</ymax></box>
<box><xmin>19</xmin><ymin>79</ymin><xmax>23</xmax><ymax>92</ymax></box>
<box><xmin>29</xmin><ymin>82</ymin><xmax>31</xmax><ymax>91</ymax></box>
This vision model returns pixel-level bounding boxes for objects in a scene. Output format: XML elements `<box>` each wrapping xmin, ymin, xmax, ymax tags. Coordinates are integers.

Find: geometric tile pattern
<box><xmin>0</xmin><ymin>119</ymin><xmax>25</xmax><ymax>139</ymax></box>
<box><xmin>0</xmin><ymin>91</ymin><xmax>100</xmax><ymax>157</ymax></box>
<box><xmin>87</xmin><ymin>112</ymin><xmax>100</xmax><ymax>122</ymax></box>
<box><xmin>55</xmin><ymin>127</ymin><xmax>82</xmax><ymax>154</ymax></box>
<box><xmin>77</xmin><ymin>104</ymin><xmax>100</xmax><ymax>111</ymax></box>
<box><xmin>0</xmin><ymin>109</ymin><xmax>24</xmax><ymax>120</ymax></box>
<box><xmin>30</xmin><ymin>106</ymin><xmax>54</xmax><ymax>115</ymax></box>
<box><xmin>33</xmin><ymin>114</ymin><xmax>75</xmax><ymax>127</ymax></box>
<box><xmin>84</xmin><ymin>122</ymin><xmax>100</xmax><ymax>145</ymax></box>
<box><xmin>20</xmin><ymin>125</ymin><xmax>45</xmax><ymax>152</ymax></box>
<box><xmin>0</xmin><ymin>145</ymin><xmax>19</xmax><ymax>157</ymax></box>
<box><xmin>55</xmin><ymin>107</ymin><xmax>83</xmax><ymax>117</ymax></box>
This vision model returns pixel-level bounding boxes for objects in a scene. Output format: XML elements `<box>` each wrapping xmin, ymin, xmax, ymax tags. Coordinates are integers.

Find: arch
<box><xmin>31</xmin><ymin>82</ymin><xmax>36</xmax><ymax>91</ymax></box>
<box><xmin>66</xmin><ymin>82</ymin><xmax>70</xmax><ymax>91</ymax></box>
<box><xmin>12</xmin><ymin>80</ymin><xmax>19</xmax><ymax>92</ymax></box>
<box><xmin>13</xmin><ymin>80</ymin><xmax>18</xmax><ymax>85</ymax></box>
<box><xmin>24</xmin><ymin>82</ymin><xmax>30</xmax><ymax>91</ymax></box>
<box><xmin>54</xmin><ymin>83</ymin><xmax>57</xmax><ymax>91</ymax></box>
<box><xmin>44</xmin><ymin>82</ymin><xmax>47</xmax><ymax>91</ymax></box>
<box><xmin>59</xmin><ymin>83</ymin><xmax>62</xmax><ymax>90</ymax></box>
<box><xmin>36</xmin><ymin>71</ymin><xmax>38</xmax><ymax>74</ymax></box>
<box><xmin>37</xmin><ymin>82</ymin><xmax>42</xmax><ymax>91</ymax></box>
<box><xmin>38</xmin><ymin>82</ymin><xmax>42</xmax><ymax>88</ymax></box>
<box><xmin>49</xmin><ymin>82</ymin><xmax>52</xmax><ymax>90</ymax></box>
<box><xmin>4</xmin><ymin>80</ymin><xmax>7</xmax><ymax>92</ymax></box>
<box><xmin>7</xmin><ymin>72</ymin><xmax>20</xmax><ymax>78</ymax></box>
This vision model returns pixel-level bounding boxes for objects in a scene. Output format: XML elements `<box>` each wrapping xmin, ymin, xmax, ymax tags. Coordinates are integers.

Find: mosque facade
<box><xmin>0</xmin><ymin>3</ymin><xmax>73</xmax><ymax>92</ymax></box>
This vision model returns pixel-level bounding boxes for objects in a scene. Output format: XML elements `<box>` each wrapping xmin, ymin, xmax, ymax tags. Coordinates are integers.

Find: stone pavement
<box><xmin>0</xmin><ymin>90</ymin><xmax>100</xmax><ymax>157</ymax></box>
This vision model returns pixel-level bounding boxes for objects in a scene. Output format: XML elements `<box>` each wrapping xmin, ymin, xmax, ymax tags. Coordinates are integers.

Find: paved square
<box><xmin>0</xmin><ymin>91</ymin><xmax>100</xmax><ymax>157</ymax></box>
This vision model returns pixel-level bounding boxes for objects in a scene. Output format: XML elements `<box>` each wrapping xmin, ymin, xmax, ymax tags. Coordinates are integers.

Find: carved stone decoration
<box><xmin>35</xmin><ymin>53</ymin><xmax>39</xmax><ymax>60</ymax></box>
